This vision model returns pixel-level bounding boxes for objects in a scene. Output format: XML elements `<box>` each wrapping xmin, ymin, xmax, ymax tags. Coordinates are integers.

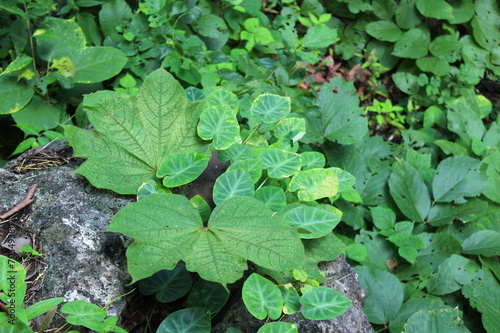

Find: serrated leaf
<box><xmin>260</xmin><ymin>148</ymin><xmax>301</xmax><ymax>178</ymax></box>
<box><xmin>283</xmin><ymin>205</ymin><xmax>340</xmax><ymax>239</ymax></box>
<box><xmin>289</xmin><ymin>168</ymin><xmax>339</xmax><ymax>201</ymax></box>
<box><xmin>250</xmin><ymin>94</ymin><xmax>291</xmax><ymax>123</ymax></box>
<box><xmin>242</xmin><ymin>273</ymin><xmax>283</xmax><ymax>320</ymax></box>
<box><xmin>107</xmin><ymin>195</ymin><xmax>304</xmax><ymax>285</ymax></box>
<box><xmin>317</xmin><ymin>78</ymin><xmax>368</xmax><ymax>144</ymax></box>
<box><xmin>389</xmin><ymin>161</ymin><xmax>431</xmax><ymax>222</ymax></box>
<box><xmin>197</xmin><ymin>105</ymin><xmax>240</xmax><ymax>150</ymax></box>
<box><xmin>157</xmin><ymin>152</ymin><xmax>210</xmax><ymax>187</ymax></box>
<box><xmin>432</xmin><ymin>156</ymin><xmax>488</xmax><ymax>203</ymax></box>
<box><xmin>65</xmin><ymin>69</ymin><xmax>208</xmax><ymax>194</ymax></box>
<box><xmin>212</xmin><ymin>169</ymin><xmax>254</xmax><ymax>205</ymax></box>
<box><xmin>300</xmin><ymin>287</ymin><xmax>351</xmax><ymax>320</ymax></box>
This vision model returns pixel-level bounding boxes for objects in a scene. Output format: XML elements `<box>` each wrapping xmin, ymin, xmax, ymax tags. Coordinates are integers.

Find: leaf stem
<box><xmin>256</xmin><ymin>177</ymin><xmax>269</xmax><ymax>191</ymax></box>
<box><xmin>242</xmin><ymin>122</ymin><xmax>262</xmax><ymax>145</ymax></box>
<box><xmin>23</xmin><ymin>1</ymin><xmax>39</xmax><ymax>78</ymax></box>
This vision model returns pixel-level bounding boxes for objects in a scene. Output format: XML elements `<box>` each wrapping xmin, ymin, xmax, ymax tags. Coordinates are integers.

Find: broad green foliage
<box><xmin>65</xmin><ymin>69</ymin><xmax>209</xmax><ymax>194</ymax></box>
<box><xmin>138</xmin><ymin>262</ymin><xmax>192</xmax><ymax>303</ymax></box>
<box><xmin>300</xmin><ymin>287</ymin><xmax>352</xmax><ymax>320</ymax></box>
<box><xmin>156</xmin><ymin>308</ymin><xmax>211</xmax><ymax>333</ymax></box>
<box><xmin>242</xmin><ymin>273</ymin><xmax>283</xmax><ymax>320</ymax></box>
<box><xmin>107</xmin><ymin>194</ymin><xmax>304</xmax><ymax>285</ymax></box>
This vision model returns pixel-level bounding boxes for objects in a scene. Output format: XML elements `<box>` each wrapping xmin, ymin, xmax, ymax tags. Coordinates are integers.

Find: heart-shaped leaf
<box><xmin>206</xmin><ymin>87</ymin><xmax>239</xmax><ymax>113</ymax></box>
<box><xmin>288</xmin><ymin>168</ymin><xmax>339</xmax><ymax>201</ymax></box>
<box><xmin>242</xmin><ymin>273</ymin><xmax>283</xmax><ymax>320</ymax></box>
<box><xmin>139</xmin><ymin>262</ymin><xmax>192</xmax><ymax>303</ymax></box>
<box><xmin>197</xmin><ymin>105</ymin><xmax>241</xmax><ymax>150</ymax></box>
<box><xmin>212</xmin><ymin>169</ymin><xmax>255</xmax><ymax>205</ymax></box>
<box><xmin>300</xmin><ymin>287</ymin><xmax>352</xmax><ymax>320</ymax></box>
<box><xmin>255</xmin><ymin>186</ymin><xmax>286</xmax><ymax>212</ymax></box>
<box><xmin>283</xmin><ymin>205</ymin><xmax>340</xmax><ymax>238</ymax></box>
<box><xmin>156</xmin><ymin>152</ymin><xmax>210</xmax><ymax>188</ymax></box>
<box><xmin>65</xmin><ymin>69</ymin><xmax>209</xmax><ymax>194</ymax></box>
<box><xmin>260</xmin><ymin>148</ymin><xmax>301</xmax><ymax>178</ymax></box>
<box><xmin>107</xmin><ymin>195</ymin><xmax>304</xmax><ymax>285</ymax></box>
<box><xmin>251</xmin><ymin>94</ymin><xmax>291</xmax><ymax>123</ymax></box>
<box><xmin>186</xmin><ymin>280</ymin><xmax>229</xmax><ymax>315</ymax></box>
<box><xmin>156</xmin><ymin>308</ymin><xmax>211</xmax><ymax>333</ymax></box>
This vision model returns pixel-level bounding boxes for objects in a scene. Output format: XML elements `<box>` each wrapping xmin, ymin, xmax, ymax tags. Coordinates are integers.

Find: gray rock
<box><xmin>0</xmin><ymin>144</ymin><xmax>132</xmax><ymax>328</ymax></box>
<box><xmin>213</xmin><ymin>255</ymin><xmax>373</xmax><ymax>333</ymax></box>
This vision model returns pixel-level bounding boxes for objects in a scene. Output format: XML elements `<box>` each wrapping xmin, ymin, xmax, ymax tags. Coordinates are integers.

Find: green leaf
<box><xmin>71</xmin><ymin>47</ymin><xmax>127</xmax><ymax>83</ymax></box>
<box><xmin>302</xmin><ymin>24</ymin><xmax>337</xmax><ymax>48</ymax></box>
<box><xmin>186</xmin><ymin>280</ymin><xmax>229</xmax><ymax>315</ymax></box>
<box><xmin>139</xmin><ymin>262</ymin><xmax>192</xmax><ymax>303</ymax></box>
<box><xmin>429</xmin><ymin>35</ymin><xmax>462</xmax><ymax>63</ymax></box>
<box><xmin>157</xmin><ymin>152</ymin><xmax>210</xmax><ymax>187</ymax></box>
<box><xmin>227</xmin><ymin>158</ymin><xmax>262</xmax><ymax>183</ymax></box>
<box><xmin>432</xmin><ymin>156</ymin><xmax>488</xmax><ymax>204</ymax></box>
<box><xmin>317</xmin><ymin>78</ymin><xmax>368</xmax><ymax>144</ymax></box>
<box><xmin>392</xmin><ymin>27</ymin><xmax>430</xmax><ymax>59</ymax></box>
<box><xmin>156</xmin><ymin>308</ymin><xmax>211</xmax><ymax>333</ymax></box>
<box><xmin>389</xmin><ymin>161</ymin><xmax>431</xmax><ymax>222</ymax></box>
<box><xmin>60</xmin><ymin>300</ymin><xmax>106</xmax><ymax>325</ymax></box>
<box><xmin>212</xmin><ymin>169</ymin><xmax>254</xmax><ymax>205</ymax></box>
<box><xmin>370</xmin><ymin>205</ymin><xmax>396</xmax><ymax>230</ymax></box>
<box><xmin>257</xmin><ymin>322</ymin><xmax>298</xmax><ymax>333</ymax></box>
<box><xmin>289</xmin><ymin>168</ymin><xmax>339</xmax><ymax>201</ymax></box>
<box><xmin>389</xmin><ymin>297</ymin><xmax>447</xmax><ymax>333</ymax></box>
<box><xmin>366</xmin><ymin>21</ymin><xmax>402</xmax><ymax>42</ymax></box>
<box><xmin>395</xmin><ymin>0</ymin><xmax>422</xmax><ymax>30</ymax></box>
<box><xmin>329</xmin><ymin>167</ymin><xmax>356</xmax><ymax>192</ymax></box>
<box><xmin>483</xmin><ymin>151</ymin><xmax>500</xmax><ymax>203</ymax></box>
<box><xmin>415</xmin><ymin>0</ymin><xmax>454</xmax><ymax>20</ymax></box>
<box><xmin>278</xmin><ymin>285</ymin><xmax>301</xmax><ymax>314</ymax></box>
<box><xmin>300</xmin><ymin>287</ymin><xmax>352</xmax><ymax>320</ymax></box>
<box><xmin>461</xmin><ymin>230</ymin><xmax>500</xmax><ymax>257</ymax></box>
<box><xmin>65</xmin><ymin>69</ymin><xmax>209</xmax><ymax>194</ymax></box>
<box><xmin>356</xmin><ymin>266</ymin><xmax>404</xmax><ymax>324</ymax></box>
<box><xmin>300</xmin><ymin>151</ymin><xmax>325</xmax><ymax>170</ymax></box>
<box><xmin>25</xmin><ymin>298</ymin><xmax>64</xmax><ymax>321</ymax></box>
<box><xmin>189</xmin><ymin>195</ymin><xmax>211</xmax><ymax>222</ymax></box>
<box><xmin>283</xmin><ymin>205</ymin><xmax>340</xmax><ymax>239</ymax></box>
<box><xmin>36</xmin><ymin>18</ymin><xmax>86</xmax><ymax>61</ymax></box>
<box><xmin>404</xmin><ymin>308</ymin><xmax>470</xmax><ymax>333</ymax></box>
<box><xmin>0</xmin><ymin>55</ymin><xmax>32</xmax><ymax>76</ymax></box>
<box><xmin>471</xmin><ymin>0</ymin><xmax>500</xmax><ymax>51</ymax></box>
<box><xmin>197</xmin><ymin>105</ymin><xmax>240</xmax><ymax>150</ymax></box>
<box><xmin>205</xmin><ymin>87</ymin><xmax>239</xmax><ymax>113</ymax></box>
<box><xmin>274</xmin><ymin>118</ymin><xmax>306</xmax><ymax>143</ymax></box>
<box><xmin>427</xmin><ymin>199</ymin><xmax>488</xmax><ymax>226</ymax></box>
<box><xmin>107</xmin><ymin>195</ymin><xmax>304</xmax><ymax>285</ymax></box>
<box><xmin>137</xmin><ymin>180</ymin><xmax>171</xmax><ymax>201</ymax></box>
<box><xmin>302</xmin><ymin>233</ymin><xmax>346</xmax><ymax>276</ymax></box>
<box><xmin>242</xmin><ymin>273</ymin><xmax>283</xmax><ymax>320</ymax></box>
<box><xmin>193</xmin><ymin>14</ymin><xmax>228</xmax><ymax>39</ymax></box>
<box><xmin>250</xmin><ymin>94</ymin><xmax>291</xmax><ymax>123</ymax></box>
<box><xmin>254</xmin><ymin>186</ymin><xmax>286</xmax><ymax>212</ymax></box>
<box><xmin>260</xmin><ymin>148</ymin><xmax>301</xmax><ymax>178</ymax></box>
<box><xmin>0</xmin><ymin>76</ymin><xmax>34</xmax><ymax>115</ymax></box>
<box><xmin>417</xmin><ymin>233</ymin><xmax>462</xmax><ymax>271</ymax></box>
<box><xmin>426</xmin><ymin>255</ymin><xmax>480</xmax><ymax>295</ymax></box>
<box><xmin>447</xmin><ymin>103</ymin><xmax>485</xmax><ymax>147</ymax></box>
<box><xmin>11</xmin><ymin>96</ymin><xmax>62</xmax><ymax>135</ymax></box>
<box><xmin>416</xmin><ymin>57</ymin><xmax>451</xmax><ymax>77</ymax></box>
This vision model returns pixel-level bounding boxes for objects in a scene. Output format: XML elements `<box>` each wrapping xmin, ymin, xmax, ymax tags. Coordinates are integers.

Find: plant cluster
<box><xmin>1</xmin><ymin>0</ymin><xmax>499</xmax><ymax>333</ymax></box>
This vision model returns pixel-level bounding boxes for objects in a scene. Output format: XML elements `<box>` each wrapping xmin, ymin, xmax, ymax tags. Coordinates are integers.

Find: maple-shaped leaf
<box><xmin>65</xmin><ymin>69</ymin><xmax>209</xmax><ymax>194</ymax></box>
<box><xmin>107</xmin><ymin>194</ymin><xmax>305</xmax><ymax>286</ymax></box>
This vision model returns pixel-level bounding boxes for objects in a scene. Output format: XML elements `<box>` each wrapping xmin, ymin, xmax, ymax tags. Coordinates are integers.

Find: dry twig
<box><xmin>0</xmin><ymin>184</ymin><xmax>39</xmax><ymax>220</ymax></box>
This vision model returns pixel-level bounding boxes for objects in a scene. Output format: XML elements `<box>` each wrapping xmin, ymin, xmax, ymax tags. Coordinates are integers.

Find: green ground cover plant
<box><xmin>1</xmin><ymin>0</ymin><xmax>499</xmax><ymax>332</ymax></box>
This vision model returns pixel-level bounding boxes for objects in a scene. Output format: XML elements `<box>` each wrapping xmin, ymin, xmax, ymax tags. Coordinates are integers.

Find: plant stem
<box><xmin>242</xmin><ymin>122</ymin><xmax>262</xmax><ymax>145</ymax></box>
<box><xmin>23</xmin><ymin>1</ymin><xmax>39</xmax><ymax>78</ymax></box>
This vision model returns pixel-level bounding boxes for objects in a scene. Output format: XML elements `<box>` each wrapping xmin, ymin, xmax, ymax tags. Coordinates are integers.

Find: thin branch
<box><xmin>0</xmin><ymin>184</ymin><xmax>39</xmax><ymax>220</ymax></box>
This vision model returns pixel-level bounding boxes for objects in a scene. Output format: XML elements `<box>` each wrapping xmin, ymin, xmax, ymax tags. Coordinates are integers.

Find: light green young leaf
<box><xmin>197</xmin><ymin>105</ymin><xmax>241</xmax><ymax>150</ymax></box>
<box><xmin>65</xmin><ymin>69</ymin><xmax>209</xmax><ymax>194</ymax></box>
<box><xmin>212</xmin><ymin>169</ymin><xmax>255</xmax><ymax>205</ymax></box>
<box><xmin>300</xmin><ymin>287</ymin><xmax>351</xmax><ymax>320</ymax></box>
<box><xmin>250</xmin><ymin>94</ymin><xmax>291</xmax><ymax>123</ymax></box>
<box><xmin>283</xmin><ymin>205</ymin><xmax>340</xmax><ymax>239</ymax></box>
<box><xmin>157</xmin><ymin>152</ymin><xmax>210</xmax><ymax>188</ymax></box>
<box><xmin>242</xmin><ymin>273</ymin><xmax>283</xmax><ymax>320</ymax></box>
<box><xmin>260</xmin><ymin>148</ymin><xmax>301</xmax><ymax>178</ymax></box>
<box><xmin>289</xmin><ymin>168</ymin><xmax>339</xmax><ymax>201</ymax></box>
<box><xmin>432</xmin><ymin>156</ymin><xmax>488</xmax><ymax>203</ymax></box>
<box><xmin>389</xmin><ymin>160</ymin><xmax>431</xmax><ymax>222</ymax></box>
<box><xmin>25</xmin><ymin>298</ymin><xmax>64</xmax><ymax>321</ymax></box>
<box><xmin>107</xmin><ymin>195</ymin><xmax>304</xmax><ymax>285</ymax></box>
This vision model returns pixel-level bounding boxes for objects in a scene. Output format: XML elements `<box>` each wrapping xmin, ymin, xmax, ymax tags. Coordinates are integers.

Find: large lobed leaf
<box><xmin>65</xmin><ymin>69</ymin><xmax>209</xmax><ymax>194</ymax></box>
<box><xmin>107</xmin><ymin>194</ymin><xmax>304</xmax><ymax>285</ymax></box>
